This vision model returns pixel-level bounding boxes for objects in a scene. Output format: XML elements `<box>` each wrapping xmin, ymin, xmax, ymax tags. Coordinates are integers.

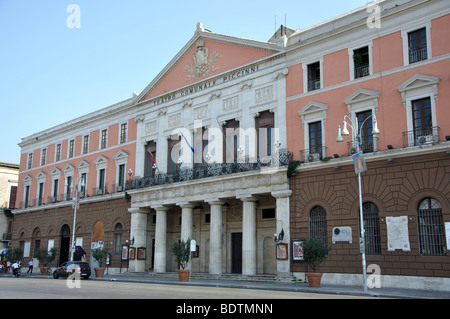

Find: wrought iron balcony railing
<box><xmin>402</xmin><ymin>126</ymin><xmax>440</xmax><ymax>148</ymax></box>
<box><xmin>126</xmin><ymin>151</ymin><xmax>293</xmax><ymax>191</ymax></box>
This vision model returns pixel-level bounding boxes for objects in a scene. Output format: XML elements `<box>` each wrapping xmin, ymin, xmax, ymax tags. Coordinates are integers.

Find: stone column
<box><xmin>128</xmin><ymin>207</ymin><xmax>150</xmax><ymax>272</ymax></box>
<box><xmin>271</xmin><ymin>189</ymin><xmax>292</xmax><ymax>275</ymax></box>
<box><xmin>154</xmin><ymin>206</ymin><xmax>169</xmax><ymax>273</ymax></box>
<box><xmin>180</xmin><ymin>203</ymin><xmax>195</xmax><ymax>241</ymax></box>
<box><xmin>241</xmin><ymin>196</ymin><xmax>257</xmax><ymax>275</ymax></box>
<box><xmin>208</xmin><ymin>200</ymin><xmax>224</xmax><ymax>275</ymax></box>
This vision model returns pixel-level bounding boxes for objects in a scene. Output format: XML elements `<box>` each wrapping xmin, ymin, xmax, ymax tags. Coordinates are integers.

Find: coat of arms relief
<box><xmin>183</xmin><ymin>40</ymin><xmax>221</xmax><ymax>81</ymax></box>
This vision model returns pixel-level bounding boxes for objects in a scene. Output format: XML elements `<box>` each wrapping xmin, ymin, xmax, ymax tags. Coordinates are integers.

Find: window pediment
<box><xmin>298</xmin><ymin>101</ymin><xmax>328</xmax><ymax>127</ymax></box>
<box><xmin>397</xmin><ymin>74</ymin><xmax>440</xmax><ymax>106</ymax></box>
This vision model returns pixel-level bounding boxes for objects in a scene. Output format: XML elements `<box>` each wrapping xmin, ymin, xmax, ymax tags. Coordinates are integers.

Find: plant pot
<box><xmin>40</xmin><ymin>266</ymin><xmax>50</xmax><ymax>275</ymax></box>
<box><xmin>94</xmin><ymin>267</ymin><xmax>106</xmax><ymax>278</ymax></box>
<box><xmin>177</xmin><ymin>269</ymin><xmax>190</xmax><ymax>282</ymax></box>
<box><xmin>306</xmin><ymin>273</ymin><xmax>323</xmax><ymax>288</ymax></box>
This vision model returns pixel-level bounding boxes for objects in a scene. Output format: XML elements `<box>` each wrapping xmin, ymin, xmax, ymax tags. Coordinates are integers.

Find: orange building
<box><xmin>286</xmin><ymin>0</ymin><xmax>450</xmax><ymax>290</ymax></box>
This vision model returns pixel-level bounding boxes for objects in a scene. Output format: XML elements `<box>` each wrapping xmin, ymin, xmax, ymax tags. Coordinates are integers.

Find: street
<box><xmin>0</xmin><ymin>277</ymin><xmax>372</xmax><ymax>299</ymax></box>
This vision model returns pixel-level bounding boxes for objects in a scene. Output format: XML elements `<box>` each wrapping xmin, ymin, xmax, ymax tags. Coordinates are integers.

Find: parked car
<box><xmin>53</xmin><ymin>261</ymin><xmax>91</xmax><ymax>280</ymax></box>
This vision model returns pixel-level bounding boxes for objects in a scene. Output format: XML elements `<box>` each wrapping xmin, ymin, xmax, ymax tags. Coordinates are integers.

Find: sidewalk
<box><xmin>11</xmin><ymin>271</ymin><xmax>450</xmax><ymax>299</ymax></box>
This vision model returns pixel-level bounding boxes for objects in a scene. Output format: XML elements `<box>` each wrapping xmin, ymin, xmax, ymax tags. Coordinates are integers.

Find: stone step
<box><xmin>116</xmin><ymin>271</ymin><xmax>296</xmax><ymax>283</ymax></box>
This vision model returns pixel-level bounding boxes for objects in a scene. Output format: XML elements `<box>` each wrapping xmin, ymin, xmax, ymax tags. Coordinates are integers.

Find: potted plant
<box><xmin>170</xmin><ymin>238</ymin><xmax>192</xmax><ymax>282</ymax></box>
<box><xmin>92</xmin><ymin>247</ymin><xmax>110</xmax><ymax>278</ymax></box>
<box><xmin>35</xmin><ymin>247</ymin><xmax>57</xmax><ymax>275</ymax></box>
<box><xmin>303</xmin><ymin>237</ymin><xmax>331</xmax><ymax>287</ymax></box>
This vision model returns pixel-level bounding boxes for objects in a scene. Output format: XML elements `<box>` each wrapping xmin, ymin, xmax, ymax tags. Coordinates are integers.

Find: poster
<box><xmin>352</xmin><ymin>151</ymin><xmax>367</xmax><ymax>174</ymax></box>
<box><xmin>386</xmin><ymin>216</ymin><xmax>411</xmax><ymax>251</ymax></box>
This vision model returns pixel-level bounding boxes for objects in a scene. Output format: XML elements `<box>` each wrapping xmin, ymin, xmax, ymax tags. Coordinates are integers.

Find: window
<box><xmin>356</xmin><ymin>110</ymin><xmax>375</xmax><ymax>153</ymax></box>
<box><xmin>113</xmin><ymin>223</ymin><xmax>123</xmax><ymax>256</ymax></box>
<box><xmin>68</xmin><ymin>139</ymin><xmax>75</xmax><ymax>158</ymax></box>
<box><xmin>27</xmin><ymin>153</ymin><xmax>33</xmax><ymax>169</ymax></box>
<box><xmin>194</xmin><ymin>127</ymin><xmax>209</xmax><ymax>168</ymax></box>
<box><xmin>168</xmin><ymin>136</ymin><xmax>181</xmax><ymax>174</ymax></box>
<box><xmin>101</xmin><ymin>129</ymin><xmax>107</xmax><ymax>149</ymax></box>
<box><xmin>308</xmin><ymin>121</ymin><xmax>322</xmax><ymax>158</ymax></box>
<box><xmin>41</xmin><ymin>148</ymin><xmax>47</xmax><ymax>166</ymax></box>
<box><xmin>223</xmin><ymin>120</ymin><xmax>240</xmax><ymax>164</ymax></box>
<box><xmin>37</xmin><ymin>182</ymin><xmax>44</xmax><ymax>206</ymax></box>
<box><xmin>145</xmin><ymin>141</ymin><xmax>157</xmax><ymax>177</ymax></box>
<box><xmin>309</xmin><ymin>206</ymin><xmax>327</xmax><ymax>244</ymax></box>
<box><xmin>120</xmin><ymin>123</ymin><xmax>127</xmax><ymax>144</ymax></box>
<box><xmin>65</xmin><ymin>176</ymin><xmax>72</xmax><ymax>201</ymax></box>
<box><xmin>80</xmin><ymin>173</ymin><xmax>87</xmax><ymax>197</ymax></box>
<box><xmin>118</xmin><ymin>164</ymin><xmax>125</xmax><ymax>189</ymax></box>
<box><xmin>417</xmin><ymin>198</ymin><xmax>446</xmax><ymax>256</ymax></box>
<box><xmin>307</xmin><ymin>62</ymin><xmax>321</xmax><ymax>91</ymax></box>
<box><xmin>353</xmin><ymin>46</ymin><xmax>370</xmax><ymax>79</ymax></box>
<box><xmin>83</xmin><ymin>135</ymin><xmax>89</xmax><ymax>154</ymax></box>
<box><xmin>412</xmin><ymin>97</ymin><xmax>433</xmax><ymax>143</ymax></box>
<box><xmin>98</xmin><ymin>169</ymin><xmax>105</xmax><ymax>194</ymax></box>
<box><xmin>255</xmin><ymin>111</ymin><xmax>275</xmax><ymax>157</ymax></box>
<box><xmin>52</xmin><ymin>179</ymin><xmax>59</xmax><ymax>202</ymax></box>
<box><xmin>408</xmin><ymin>28</ymin><xmax>427</xmax><ymax>64</ymax></box>
<box><xmin>55</xmin><ymin>143</ymin><xmax>61</xmax><ymax>162</ymax></box>
<box><xmin>262</xmin><ymin>208</ymin><xmax>275</xmax><ymax>219</ymax></box>
<box><xmin>24</xmin><ymin>185</ymin><xmax>30</xmax><ymax>208</ymax></box>
<box><xmin>360</xmin><ymin>202</ymin><xmax>381</xmax><ymax>255</ymax></box>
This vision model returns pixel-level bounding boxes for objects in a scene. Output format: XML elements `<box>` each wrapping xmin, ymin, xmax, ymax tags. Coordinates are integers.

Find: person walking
<box><xmin>27</xmin><ymin>259</ymin><xmax>34</xmax><ymax>274</ymax></box>
<box><xmin>11</xmin><ymin>261</ymin><xmax>20</xmax><ymax>277</ymax></box>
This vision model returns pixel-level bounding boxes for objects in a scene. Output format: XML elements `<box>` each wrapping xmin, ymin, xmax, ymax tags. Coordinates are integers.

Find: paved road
<box><xmin>0</xmin><ymin>277</ymin><xmax>373</xmax><ymax>299</ymax></box>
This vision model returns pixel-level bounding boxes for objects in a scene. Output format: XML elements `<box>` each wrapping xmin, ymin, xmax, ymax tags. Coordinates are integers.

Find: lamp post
<box><xmin>336</xmin><ymin>114</ymin><xmax>380</xmax><ymax>293</ymax></box>
<box><xmin>65</xmin><ymin>175</ymin><xmax>85</xmax><ymax>262</ymax></box>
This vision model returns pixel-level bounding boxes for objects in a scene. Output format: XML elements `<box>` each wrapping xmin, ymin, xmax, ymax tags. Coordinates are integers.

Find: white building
<box><xmin>126</xmin><ymin>23</ymin><xmax>293</xmax><ymax>276</ymax></box>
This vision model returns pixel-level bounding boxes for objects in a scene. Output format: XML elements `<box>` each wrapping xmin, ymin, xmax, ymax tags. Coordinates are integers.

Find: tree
<box><xmin>170</xmin><ymin>238</ymin><xmax>192</xmax><ymax>270</ymax></box>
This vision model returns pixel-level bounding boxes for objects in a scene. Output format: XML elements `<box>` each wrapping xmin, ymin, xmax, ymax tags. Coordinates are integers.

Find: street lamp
<box><xmin>64</xmin><ymin>175</ymin><xmax>85</xmax><ymax>261</ymax></box>
<box><xmin>336</xmin><ymin>113</ymin><xmax>380</xmax><ymax>293</ymax></box>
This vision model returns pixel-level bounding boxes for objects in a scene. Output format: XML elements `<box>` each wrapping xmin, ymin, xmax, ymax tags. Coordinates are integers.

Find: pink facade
<box><xmin>16</xmin><ymin>117</ymin><xmax>137</xmax><ymax>209</ymax></box>
<box><xmin>286</xmin><ymin>13</ymin><xmax>450</xmax><ymax>159</ymax></box>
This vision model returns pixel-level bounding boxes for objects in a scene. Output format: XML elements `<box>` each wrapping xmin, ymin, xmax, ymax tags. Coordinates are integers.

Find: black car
<box><xmin>53</xmin><ymin>261</ymin><xmax>91</xmax><ymax>280</ymax></box>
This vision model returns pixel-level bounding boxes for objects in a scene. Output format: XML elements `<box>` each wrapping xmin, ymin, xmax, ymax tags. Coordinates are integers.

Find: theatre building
<box><xmin>126</xmin><ymin>23</ymin><xmax>292</xmax><ymax>276</ymax></box>
<box><xmin>12</xmin><ymin>23</ymin><xmax>293</xmax><ymax>276</ymax></box>
<box><xmin>285</xmin><ymin>0</ymin><xmax>450</xmax><ymax>290</ymax></box>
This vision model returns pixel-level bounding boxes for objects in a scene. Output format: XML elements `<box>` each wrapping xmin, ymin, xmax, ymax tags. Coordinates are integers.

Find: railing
<box><xmin>126</xmin><ymin>151</ymin><xmax>293</xmax><ymax>191</ymax></box>
<box><xmin>299</xmin><ymin>146</ymin><xmax>328</xmax><ymax>162</ymax></box>
<box><xmin>409</xmin><ymin>46</ymin><xmax>428</xmax><ymax>64</ymax></box>
<box><xmin>347</xmin><ymin>136</ymin><xmax>378</xmax><ymax>155</ymax></box>
<box><xmin>354</xmin><ymin>63</ymin><xmax>370</xmax><ymax>79</ymax></box>
<box><xmin>402</xmin><ymin>126</ymin><xmax>440</xmax><ymax>148</ymax></box>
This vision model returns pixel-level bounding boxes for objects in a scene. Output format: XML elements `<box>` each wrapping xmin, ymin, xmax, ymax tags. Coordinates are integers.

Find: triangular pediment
<box><xmin>63</xmin><ymin>163</ymin><xmax>75</xmax><ymax>174</ymax></box>
<box><xmin>94</xmin><ymin>155</ymin><xmax>108</xmax><ymax>166</ymax></box>
<box><xmin>77</xmin><ymin>160</ymin><xmax>90</xmax><ymax>169</ymax></box>
<box><xmin>397</xmin><ymin>74</ymin><xmax>440</xmax><ymax>93</ymax></box>
<box><xmin>344</xmin><ymin>89</ymin><xmax>380</xmax><ymax>105</ymax></box>
<box><xmin>50</xmin><ymin>167</ymin><xmax>62</xmax><ymax>176</ymax></box>
<box><xmin>134</xmin><ymin>23</ymin><xmax>282</xmax><ymax>106</ymax></box>
<box><xmin>114</xmin><ymin>150</ymin><xmax>129</xmax><ymax>161</ymax></box>
<box><xmin>298</xmin><ymin>101</ymin><xmax>328</xmax><ymax>116</ymax></box>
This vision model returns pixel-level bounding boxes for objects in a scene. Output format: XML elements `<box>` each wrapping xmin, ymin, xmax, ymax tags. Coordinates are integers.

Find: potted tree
<box><xmin>170</xmin><ymin>238</ymin><xmax>192</xmax><ymax>282</ymax></box>
<box><xmin>92</xmin><ymin>247</ymin><xmax>110</xmax><ymax>278</ymax></box>
<box><xmin>35</xmin><ymin>247</ymin><xmax>57</xmax><ymax>275</ymax></box>
<box><xmin>303</xmin><ymin>237</ymin><xmax>331</xmax><ymax>287</ymax></box>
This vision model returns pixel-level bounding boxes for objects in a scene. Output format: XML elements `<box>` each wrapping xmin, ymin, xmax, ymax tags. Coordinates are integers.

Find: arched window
<box><xmin>417</xmin><ymin>198</ymin><xmax>446</xmax><ymax>256</ymax></box>
<box><xmin>309</xmin><ymin>206</ymin><xmax>327</xmax><ymax>244</ymax></box>
<box><xmin>113</xmin><ymin>223</ymin><xmax>123</xmax><ymax>256</ymax></box>
<box><xmin>360</xmin><ymin>202</ymin><xmax>381</xmax><ymax>255</ymax></box>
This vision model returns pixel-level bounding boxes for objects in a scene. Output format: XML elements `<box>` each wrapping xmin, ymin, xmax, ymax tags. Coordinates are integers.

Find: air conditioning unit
<box><xmin>349</xmin><ymin>147</ymin><xmax>357</xmax><ymax>154</ymax></box>
<box><xmin>417</xmin><ymin>136</ymin><xmax>427</xmax><ymax>145</ymax></box>
<box><xmin>332</xmin><ymin>226</ymin><xmax>353</xmax><ymax>244</ymax></box>
<box><xmin>308</xmin><ymin>153</ymin><xmax>320</xmax><ymax>162</ymax></box>
<box><xmin>51</xmin><ymin>197</ymin><xmax>57</xmax><ymax>203</ymax></box>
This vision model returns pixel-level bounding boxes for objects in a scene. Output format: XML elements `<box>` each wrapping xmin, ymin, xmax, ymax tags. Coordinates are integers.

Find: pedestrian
<box><xmin>11</xmin><ymin>261</ymin><xmax>20</xmax><ymax>277</ymax></box>
<box><xmin>27</xmin><ymin>259</ymin><xmax>34</xmax><ymax>274</ymax></box>
<box><xmin>6</xmin><ymin>260</ymin><xmax>11</xmax><ymax>273</ymax></box>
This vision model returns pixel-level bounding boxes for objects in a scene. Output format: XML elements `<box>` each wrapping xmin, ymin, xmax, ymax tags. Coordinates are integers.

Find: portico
<box><xmin>127</xmin><ymin>168</ymin><xmax>291</xmax><ymax>276</ymax></box>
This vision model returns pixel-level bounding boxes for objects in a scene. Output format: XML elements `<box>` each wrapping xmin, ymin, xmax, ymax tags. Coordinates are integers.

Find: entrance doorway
<box><xmin>59</xmin><ymin>224</ymin><xmax>70</xmax><ymax>264</ymax></box>
<box><xmin>231</xmin><ymin>232</ymin><xmax>242</xmax><ymax>274</ymax></box>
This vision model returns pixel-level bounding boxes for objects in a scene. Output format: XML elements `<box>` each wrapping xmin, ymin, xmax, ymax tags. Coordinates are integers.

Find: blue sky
<box><xmin>0</xmin><ymin>0</ymin><xmax>370</xmax><ymax>164</ymax></box>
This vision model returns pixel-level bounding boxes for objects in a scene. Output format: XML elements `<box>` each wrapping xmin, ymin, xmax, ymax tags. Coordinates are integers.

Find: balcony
<box><xmin>347</xmin><ymin>137</ymin><xmax>378</xmax><ymax>155</ymax></box>
<box><xmin>409</xmin><ymin>46</ymin><xmax>428</xmax><ymax>64</ymax></box>
<box><xmin>299</xmin><ymin>147</ymin><xmax>328</xmax><ymax>162</ymax></box>
<box><xmin>402</xmin><ymin>127</ymin><xmax>440</xmax><ymax>148</ymax></box>
<box><xmin>126</xmin><ymin>151</ymin><xmax>292</xmax><ymax>191</ymax></box>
